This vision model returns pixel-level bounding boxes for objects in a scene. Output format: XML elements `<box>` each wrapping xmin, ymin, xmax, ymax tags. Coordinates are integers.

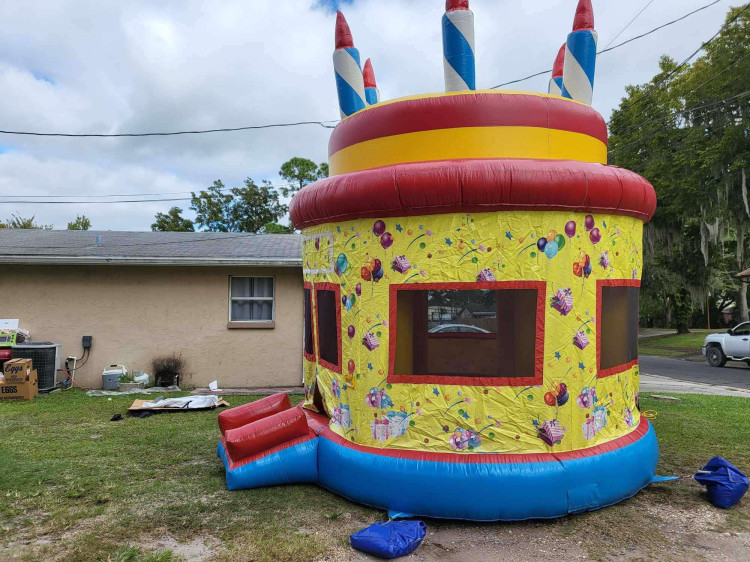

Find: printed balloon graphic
<box><xmin>373</xmin><ymin>220</ymin><xmax>386</xmax><ymax>236</ymax></box>
<box><xmin>355</xmin><ymin>283</ymin><xmax>362</xmax><ymax>296</ymax></box>
<box><xmin>585</xmin><ymin>215</ymin><xmax>595</xmax><ymax>231</ymax></box>
<box><xmin>554</xmin><ymin>234</ymin><xmax>566</xmax><ymax>249</ymax></box>
<box><xmin>336</xmin><ymin>253</ymin><xmax>349</xmax><ymax>274</ymax></box>
<box><xmin>361</xmin><ymin>266</ymin><xmax>372</xmax><ymax>281</ymax></box>
<box><xmin>347</xmin><ymin>325</ymin><xmax>355</xmax><ymax>339</ymax></box>
<box><xmin>565</xmin><ymin>220</ymin><xmax>576</xmax><ymax>238</ymax></box>
<box><xmin>537</xmin><ymin>238</ymin><xmax>547</xmax><ymax>251</ymax></box>
<box><xmin>589</xmin><ymin>228</ymin><xmax>601</xmax><ymax>244</ymax></box>
<box><xmin>348</xmin><ymin>359</ymin><xmax>356</xmax><ymax>375</ymax></box>
<box><xmin>544</xmin><ymin>240</ymin><xmax>559</xmax><ymax>258</ymax></box>
<box><xmin>380</xmin><ymin>232</ymin><xmax>394</xmax><ymax>249</ymax></box>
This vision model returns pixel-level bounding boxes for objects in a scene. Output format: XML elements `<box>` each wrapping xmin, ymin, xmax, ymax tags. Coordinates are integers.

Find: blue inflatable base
<box><xmin>218</xmin><ymin>422</ymin><xmax>658</xmax><ymax>521</ymax></box>
<box><xmin>217</xmin><ymin>439</ymin><xmax>318</xmax><ymax>491</ymax></box>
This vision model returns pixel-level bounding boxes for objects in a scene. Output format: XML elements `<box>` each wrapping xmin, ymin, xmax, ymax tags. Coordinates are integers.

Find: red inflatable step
<box><xmin>225</xmin><ymin>406</ymin><xmax>310</xmax><ymax>462</ymax></box>
<box><xmin>218</xmin><ymin>393</ymin><xmax>291</xmax><ymax>436</ymax></box>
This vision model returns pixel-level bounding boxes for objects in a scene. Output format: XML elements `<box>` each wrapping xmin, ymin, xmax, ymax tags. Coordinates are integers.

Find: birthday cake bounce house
<box><xmin>217</xmin><ymin>0</ymin><xmax>659</xmax><ymax>521</ymax></box>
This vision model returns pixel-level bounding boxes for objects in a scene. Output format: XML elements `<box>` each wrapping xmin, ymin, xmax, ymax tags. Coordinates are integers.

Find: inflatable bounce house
<box><xmin>217</xmin><ymin>0</ymin><xmax>659</xmax><ymax>521</ymax></box>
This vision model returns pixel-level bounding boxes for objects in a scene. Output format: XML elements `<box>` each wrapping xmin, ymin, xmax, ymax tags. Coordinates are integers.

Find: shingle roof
<box><xmin>0</xmin><ymin>230</ymin><xmax>302</xmax><ymax>266</ymax></box>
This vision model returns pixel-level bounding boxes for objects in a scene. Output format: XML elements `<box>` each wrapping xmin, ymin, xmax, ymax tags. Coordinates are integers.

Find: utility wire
<box><xmin>607</xmin><ymin>2</ymin><xmax>750</xmax><ymax>126</ymax></box>
<box><xmin>0</xmin><ymin>196</ymin><xmax>193</xmax><ymax>204</ymax></box>
<box><xmin>607</xmin><ymin>90</ymin><xmax>750</xmax><ymax>154</ymax></box>
<box><xmin>0</xmin><ymin>232</ymin><xmax>293</xmax><ymax>250</ymax></box>
<box><xmin>0</xmin><ymin>120</ymin><xmax>338</xmax><ymax>138</ymax></box>
<box><xmin>0</xmin><ymin>1</ymin><xmax>728</xmax><ymax>137</ymax></box>
<box><xmin>602</xmin><ymin>0</ymin><xmax>656</xmax><ymax>50</ymax></box>
<box><xmin>0</xmin><ymin>182</ymin><xmax>298</xmax><ymax>198</ymax></box>
<box><xmin>610</xmin><ymin>54</ymin><xmax>748</xmax><ymax>137</ymax></box>
<box><xmin>609</xmin><ymin>109</ymin><xmax>739</xmax><ymax>155</ymax></box>
<box><xmin>490</xmin><ymin>0</ymin><xmax>724</xmax><ymax>89</ymax></box>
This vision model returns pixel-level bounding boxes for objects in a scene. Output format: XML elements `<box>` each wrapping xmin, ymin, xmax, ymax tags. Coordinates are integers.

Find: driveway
<box><xmin>639</xmin><ymin>355</ymin><xmax>750</xmax><ymax>390</ymax></box>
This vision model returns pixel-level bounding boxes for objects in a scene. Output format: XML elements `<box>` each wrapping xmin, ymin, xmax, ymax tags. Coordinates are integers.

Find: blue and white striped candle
<box><xmin>333</xmin><ymin>11</ymin><xmax>367</xmax><ymax>118</ymax></box>
<box><xmin>363</xmin><ymin>58</ymin><xmax>380</xmax><ymax>105</ymax></box>
<box><xmin>548</xmin><ymin>44</ymin><xmax>565</xmax><ymax>96</ymax></box>
<box><xmin>442</xmin><ymin>0</ymin><xmax>475</xmax><ymax>92</ymax></box>
<box><xmin>561</xmin><ymin>0</ymin><xmax>598</xmax><ymax>105</ymax></box>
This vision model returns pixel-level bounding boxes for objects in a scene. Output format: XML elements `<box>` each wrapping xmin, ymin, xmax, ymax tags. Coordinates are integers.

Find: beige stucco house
<box><xmin>0</xmin><ymin>230</ymin><xmax>303</xmax><ymax>389</ymax></box>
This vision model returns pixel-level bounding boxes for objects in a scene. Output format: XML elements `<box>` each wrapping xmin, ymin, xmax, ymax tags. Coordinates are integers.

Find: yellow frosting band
<box><xmin>329</xmin><ymin>126</ymin><xmax>608</xmax><ymax>176</ymax></box>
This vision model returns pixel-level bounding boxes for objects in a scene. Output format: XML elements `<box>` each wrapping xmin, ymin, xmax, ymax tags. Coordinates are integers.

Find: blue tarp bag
<box><xmin>694</xmin><ymin>457</ymin><xmax>749</xmax><ymax>509</ymax></box>
<box><xmin>350</xmin><ymin>520</ymin><xmax>427</xmax><ymax>559</ymax></box>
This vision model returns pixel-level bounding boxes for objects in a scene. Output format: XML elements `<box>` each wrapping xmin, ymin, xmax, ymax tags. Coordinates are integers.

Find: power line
<box><xmin>0</xmin><ymin>1</ymin><xmax>729</xmax><ymax>138</ymax></box>
<box><xmin>0</xmin><ymin>181</ymin><xmax>309</xmax><ymax>203</ymax></box>
<box><xmin>607</xmin><ymin>3</ymin><xmax>750</xmax><ymax>126</ymax></box>
<box><xmin>0</xmin><ymin>196</ymin><xmax>193</xmax><ymax>205</ymax></box>
<box><xmin>597</xmin><ymin>0</ymin><xmax>725</xmax><ymax>56</ymax></box>
<box><xmin>609</xmin><ymin>109</ymin><xmax>739</xmax><ymax>156</ymax></box>
<box><xmin>0</xmin><ymin>182</ymin><xmax>298</xmax><ymax>198</ymax></box>
<box><xmin>0</xmin><ymin>232</ymin><xmax>294</xmax><ymax>250</ymax></box>
<box><xmin>607</xmin><ymin>90</ymin><xmax>750</xmax><ymax>154</ymax></box>
<box><xmin>489</xmin><ymin>0</ymin><xmax>725</xmax><ymax>89</ymax></box>
<box><xmin>602</xmin><ymin>0</ymin><xmax>656</xmax><ymax>50</ymax></box>
<box><xmin>610</xmin><ymin>53</ymin><xmax>748</xmax><ymax>137</ymax></box>
<box><xmin>0</xmin><ymin>120</ymin><xmax>338</xmax><ymax>138</ymax></box>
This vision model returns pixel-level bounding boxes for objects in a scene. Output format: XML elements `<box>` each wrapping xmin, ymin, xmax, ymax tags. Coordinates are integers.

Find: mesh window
<box><xmin>599</xmin><ymin>285</ymin><xmax>639</xmax><ymax>372</ymax></box>
<box><xmin>304</xmin><ymin>287</ymin><xmax>314</xmax><ymax>357</ymax></box>
<box><xmin>392</xmin><ymin>285</ymin><xmax>540</xmax><ymax>382</ymax></box>
<box><xmin>316</xmin><ymin>288</ymin><xmax>340</xmax><ymax>368</ymax></box>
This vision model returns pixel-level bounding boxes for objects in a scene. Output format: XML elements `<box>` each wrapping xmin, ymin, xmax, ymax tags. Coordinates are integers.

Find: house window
<box><xmin>303</xmin><ymin>282</ymin><xmax>315</xmax><ymax>361</ymax></box>
<box><xmin>388</xmin><ymin>281</ymin><xmax>545</xmax><ymax>386</ymax></box>
<box><xmin>229</xmin><ymin>277</ymin><xmax>274</xmax><ymax>322</ymax></box>
<box><xmin>315</xmin><ymin>282</ymin><xmax>342</xmax><ymax>373</ymax></box>
<box><xmin>597</xmin><ymin>280</ymin><xmax>640</xmax><ymax>378</ymax></box>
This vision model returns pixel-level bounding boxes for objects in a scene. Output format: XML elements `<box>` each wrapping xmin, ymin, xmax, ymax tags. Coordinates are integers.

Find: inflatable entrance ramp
<box><xmin>217</xmin><ymin>394</ymin><xmax>318</xmax><ymax>490</ymax></box>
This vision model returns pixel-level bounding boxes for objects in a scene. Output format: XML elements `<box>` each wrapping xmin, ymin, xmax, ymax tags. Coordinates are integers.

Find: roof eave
<box><xmin>0</xmin><ymin>256</ymin><xmax>302</xmax><ymax>267</ymax></box>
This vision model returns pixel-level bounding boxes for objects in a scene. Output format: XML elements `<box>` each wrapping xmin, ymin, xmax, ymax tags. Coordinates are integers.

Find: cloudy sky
<box><xmin>0</xmin><ymin>0</ymin><xmax>735</xmax><ymax>231</ymax></box>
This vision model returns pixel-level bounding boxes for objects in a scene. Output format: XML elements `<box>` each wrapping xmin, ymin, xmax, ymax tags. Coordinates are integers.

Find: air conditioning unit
<box><xmin>12</xmin><ymin>343</ymin><xmax>62</xmax><ymax>391</ymax></box>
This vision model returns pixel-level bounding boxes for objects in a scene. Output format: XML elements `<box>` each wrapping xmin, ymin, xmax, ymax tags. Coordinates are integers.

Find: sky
<box><xmin>0</xmin><ymin>0</ymin><xmax>736</xmax><ymax>231</ymax></box>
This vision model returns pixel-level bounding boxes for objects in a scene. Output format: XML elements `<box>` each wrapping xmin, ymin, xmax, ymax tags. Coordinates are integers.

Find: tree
<box><xmin>0</xmin><ymin>214</ymin><xmax>52</xmax><ymax>229</ymax></box>
<box><xmin>675</xmin><ymin>5</ymin><xmax>750</xmax><ymax>322</ymax></box>
<box><xmin>190</xmin><ymin>179</ymin><xmax>287</xmax><ymax>233</ymax></box>
<box><xmin>151</xmin><ymin>207</ymin><xmax>194</xmax><ymax>232</ymax></box>
<box><xmin>609</xmin><ymin>5</ymin><xmax>750</xmax><ymax>327</ymax></box>
<box><xmin>262</xmin><ymin>222</ymin><xmax>295</xmax><ymax>234</ymax></box>
<box><xmin>279</xmin><ymin>157</ymin><xmax>329</xmax><ymax>196</ymax></box>
<box><xmin>67</xmin><ymin>215</ymin><xmax>92</xmax><ymax>230</ymax></box>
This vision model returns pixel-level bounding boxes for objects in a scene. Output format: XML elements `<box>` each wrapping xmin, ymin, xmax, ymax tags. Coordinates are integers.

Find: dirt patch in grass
<box><xmin>0</xmin><ymin>392</ymin><xmax>748</xmax><ymax>561</ymax></box>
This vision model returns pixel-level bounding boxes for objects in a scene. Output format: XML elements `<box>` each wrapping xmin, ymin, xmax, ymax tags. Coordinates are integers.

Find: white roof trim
<box><xmin>0</xmin><ymin>256</ymin><xmax>302</xmax><ymax>267</ymax></box>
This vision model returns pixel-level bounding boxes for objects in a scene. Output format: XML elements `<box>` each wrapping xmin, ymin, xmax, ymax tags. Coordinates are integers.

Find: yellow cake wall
<box><xmin>302</xmin><ymin>210</ymin><xmax>643</xmax><ymax>454</ymax></box>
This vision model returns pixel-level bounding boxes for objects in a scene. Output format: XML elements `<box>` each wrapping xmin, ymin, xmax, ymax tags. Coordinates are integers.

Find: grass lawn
<box><xmin>639</xmin><ymin>330</ymin><xmax>715</xmax><ymax>358</ymax></box>
<box><xmin>1</xmin><ymin>391</ymin><xmax>748</xmax><ymax>561</ymax></box>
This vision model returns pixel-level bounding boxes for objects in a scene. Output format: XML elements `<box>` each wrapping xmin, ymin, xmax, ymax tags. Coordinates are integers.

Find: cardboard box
<box><xmin>3</xmin><ymin>358</ymin><xmax>33</xmax><ymax>383</ymax></box>
<box><xmin>0</xmin><ymin>371</ymin><xmax>38</xmax><ymax>400</ymax></box>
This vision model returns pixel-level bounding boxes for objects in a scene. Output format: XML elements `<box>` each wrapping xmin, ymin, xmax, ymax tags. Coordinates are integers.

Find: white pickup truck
<box><xmin>702</xmin><ymin>321</ymin><xmax>750</xmax><ymax>367</ymax></box>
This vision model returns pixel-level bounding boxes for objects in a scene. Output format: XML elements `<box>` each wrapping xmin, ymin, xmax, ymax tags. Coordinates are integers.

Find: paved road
<box><xmin>639</xmin><ymin>355</ymin><xmax>750</xmax><ymax>390</ymax></box>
